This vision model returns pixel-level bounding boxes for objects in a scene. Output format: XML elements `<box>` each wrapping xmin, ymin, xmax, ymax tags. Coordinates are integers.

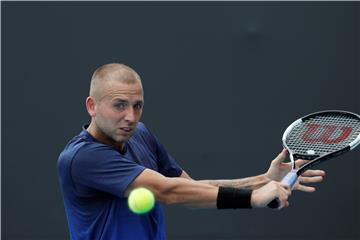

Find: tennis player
<box><xmin>57</xmin><ymin>63</ymin><xmax>325</xmax><ymax>240</ymax></box>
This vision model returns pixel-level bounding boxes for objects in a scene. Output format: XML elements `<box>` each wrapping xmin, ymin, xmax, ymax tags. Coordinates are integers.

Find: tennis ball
<box><xmin>128</xmin><ymin>187</ymin><xmax>155</xmax><ymax>214</ymax></box>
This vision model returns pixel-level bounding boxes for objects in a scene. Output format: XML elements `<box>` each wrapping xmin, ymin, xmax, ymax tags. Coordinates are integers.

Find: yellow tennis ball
<box><xmin>128</xmin><ymin>187</ymin><xmax>155</xmax><ymax>214</ymax></box>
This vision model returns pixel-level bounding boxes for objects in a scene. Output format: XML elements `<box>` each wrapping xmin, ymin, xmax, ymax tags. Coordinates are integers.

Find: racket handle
<box><xmin>267</xmin><ymin>170</ymin><xmax>299</xmax><ymax>209</ymax></box>
<box><xmin>267</xmin><ymin>198</ymin><xmax>280</xmax><ymax>209</ymax></box>
<box><xmin>282</xmin><ymin>170</ymin><xmax>299</xmax><ymax>187</ymax></box>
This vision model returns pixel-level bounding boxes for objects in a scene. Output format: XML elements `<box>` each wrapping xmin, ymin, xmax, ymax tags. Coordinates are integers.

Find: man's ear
<box><xmin>86</xmin><ymin>96</ymin><xmax>96</xmax><ymax>117</ymax></box>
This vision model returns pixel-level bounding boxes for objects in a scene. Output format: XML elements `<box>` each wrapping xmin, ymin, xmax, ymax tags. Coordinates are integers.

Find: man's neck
<box><xmin>86</xmin><ymin>122</ymin><xmax>125</xmax><ymax>152</ymax></box>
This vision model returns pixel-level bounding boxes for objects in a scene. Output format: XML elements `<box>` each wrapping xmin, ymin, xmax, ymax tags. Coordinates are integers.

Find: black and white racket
<box><xmin>268</xmin><ymin>110</ymin><xmax>360</xmax><ymax>209</ymax></box>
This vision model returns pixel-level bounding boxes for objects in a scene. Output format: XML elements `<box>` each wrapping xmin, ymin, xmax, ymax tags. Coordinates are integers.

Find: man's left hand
<box><xmin>265</xmin><ymin>149</ymin><xmax>326</xmax><ymax>192</ymax></box>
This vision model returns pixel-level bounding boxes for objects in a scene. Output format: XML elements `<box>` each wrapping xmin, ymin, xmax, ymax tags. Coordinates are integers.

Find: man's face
<box><xmin>92</xmin><ymin>80</ymin><xmax>144</xmax><ymax>147</ymax></box>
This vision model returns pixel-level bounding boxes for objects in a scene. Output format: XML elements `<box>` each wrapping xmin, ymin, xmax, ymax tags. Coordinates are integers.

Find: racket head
<box><xmin>268</xmin><ymin>110</ymin><xmax>360</xmax><ymax>209</ymax></box>
<box><xmin>282</xmin><ymin>110</ymin><xmax>360</xmax><ymax>163</ymax></box>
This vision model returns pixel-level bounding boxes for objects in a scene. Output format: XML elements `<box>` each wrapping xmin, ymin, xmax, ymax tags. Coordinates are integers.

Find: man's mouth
<box><xmin>120</xmin><ymin>127</ymin><xmax>132</xmax><ymax>133</ymax></box>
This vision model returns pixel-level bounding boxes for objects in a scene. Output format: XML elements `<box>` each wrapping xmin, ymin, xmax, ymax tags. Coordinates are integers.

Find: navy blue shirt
<box><xmin>57</xmin><ymin>122</ymin><xmax>182</xmax><ymax>240</ymax></box>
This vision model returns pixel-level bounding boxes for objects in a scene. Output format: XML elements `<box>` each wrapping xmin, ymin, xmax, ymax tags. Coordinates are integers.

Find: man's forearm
<box><xmin>199</xmin><ymin>174</ymin><xmax>270</xmax><ymax>190</ymax></box>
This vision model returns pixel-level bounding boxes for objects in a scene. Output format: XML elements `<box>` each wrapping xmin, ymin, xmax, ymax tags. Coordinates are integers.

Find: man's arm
<box><xmin>180</xmin><ymin>149</ymin><xmax>325</xmax><ymax>192</ymax></box>
<box><xmin>127</xmin><ymin>169</ymin><xmax>218</xmax><ymax>208</ymax></box>
<box><xmin>180</xmin><ymin>171</ymin><xmax>269</xmax><ymax>190</ymax></box>
<box><xmin>126</xmin><ymin>168</ymin><xmax>291</xmax><ymax>209</ymax></box>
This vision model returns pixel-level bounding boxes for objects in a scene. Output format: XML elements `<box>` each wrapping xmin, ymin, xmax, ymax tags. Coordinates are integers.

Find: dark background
<box><xmin>2</xmin><ymin>2</ymin><xmax>359</xmax><ymax>240</ymax></box>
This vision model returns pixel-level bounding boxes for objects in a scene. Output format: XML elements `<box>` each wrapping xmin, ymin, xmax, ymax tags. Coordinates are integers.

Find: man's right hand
<box><xmin>250</xmin><ymin>181</ymin><xmax>291</xmax><ymax>209</ymax></box>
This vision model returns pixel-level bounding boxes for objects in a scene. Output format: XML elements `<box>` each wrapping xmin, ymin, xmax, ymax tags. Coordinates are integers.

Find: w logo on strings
<box><xmin>302</xmin><ymin>123</ymin><xmax>353</xmax><ymax>144</ymax></box>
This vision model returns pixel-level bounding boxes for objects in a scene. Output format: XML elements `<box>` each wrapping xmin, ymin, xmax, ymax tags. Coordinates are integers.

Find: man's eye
<box><xmin>134</xmin><ymin>103</ymin><xmax>143</xmax><ymax>110</ymax></box>
<box><xmin>114</xmin><ymin>102</ymin><xmax>127</xmax><ymax>109</ymax></box>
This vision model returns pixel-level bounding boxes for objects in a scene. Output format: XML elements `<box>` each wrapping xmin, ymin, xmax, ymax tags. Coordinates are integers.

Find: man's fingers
<box><xmin>299</xmin><ymin>176</ymin><xmax>323</xmax><ymax>184</ymax></box>
<box><xmin>276</xmin><ymin>183</ymin><xmax>292</xmax><ymax>209</ymax></box>
<box><xmin>301</xmin><ymin>170</ymin><xmax>326</xmax><ymax>177</ymax></box>
<box><xmin>296</xmin><ymin>184</ymin><xmax>316</xmax><ymax>192</ymax></box>
<box><xmin>295</xmin><ymin>173</ymin><xmax>324</xmax><ymax>192</ymax></box>
<box><xmin>272</xmin><ymin>149</ymin><xmax>288</xmax><ymax>165</ymax></box>
<box><xmin>294</xmin><ymin>159</ymin><xmax>309</xmax><ymax>167</ymax></box>
<box><xmin>278</xmin><ymin>189</ymin><xmax>291</xmax><ymax>209</ymax></box>
<box><xmin>283</xmin><ymin>185</ymin><xmax>292</xmax><ymax>196</ymax></box>
<box><xmin>280</xmin><ymin>183</ymin><xmax>291</xmax><ymax>192</ymax></box>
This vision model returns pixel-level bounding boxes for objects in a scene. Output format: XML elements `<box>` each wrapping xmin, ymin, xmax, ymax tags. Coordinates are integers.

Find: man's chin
<box><xmin>114</xmin><ymin>135</ymin><xmax>131</xmax><ymax>143</ymax></box>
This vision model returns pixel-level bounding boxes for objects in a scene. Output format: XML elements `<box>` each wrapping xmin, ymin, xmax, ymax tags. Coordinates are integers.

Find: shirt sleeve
<box><xmin>71</xmin><ymin>143</ymin><xmax>145</xmax><ymax>198</ymax></box>
<box><xmin>155</xmin><ymin>137</ymin><xmax>183</xmax><ymax>177</ymax></box>
<box><xmin>139</xmin><ymin>123</ymin><xmax>183</xmax><ymax>177</ymax></box>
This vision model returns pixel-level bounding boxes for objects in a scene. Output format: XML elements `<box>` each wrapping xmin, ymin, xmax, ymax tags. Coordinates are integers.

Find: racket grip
<box><xmin>267</xmin><ymin>170</ymin><xmax>299</xmax><ymax>209</ymax></box>
<box><xmin>281</xmin><ymin>169</ymin><xmax>299</xmax><ymax>188</ymax></box>
<box><xmin>267</xmin><ymin>198</ymin><xmax>280</xmax><ymax>208</ymax></box>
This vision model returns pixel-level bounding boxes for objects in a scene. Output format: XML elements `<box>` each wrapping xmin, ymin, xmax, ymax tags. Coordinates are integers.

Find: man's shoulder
<box><xmin>130</xmin><ymin>122</ymin><xmax>159</xmax><ymax>147</ymax></box>
<box><xmin>58</xmin><ymin>131</ymin><xmax>110</xmax><ymax>165</ymax></box>
<box><xmin>134</xmin><ymin>122</ymin><xmax>157</xmax><ymax>139</ymax></box>
<box><xmin>133</xmin><ymin>122</ymin><xmax>149</xmax><ymax>137</ymax></box>
<box><xmin>135</xmin><ymin>121</ymin><xmax>146</xmax><ymax>131</ymax></box>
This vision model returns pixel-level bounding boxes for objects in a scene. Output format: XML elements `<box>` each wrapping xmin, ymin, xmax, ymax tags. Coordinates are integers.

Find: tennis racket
<box><xmin>268</xmin><ymin>110</ymin><xmax>360</xmax><ymax>209</ymax></box>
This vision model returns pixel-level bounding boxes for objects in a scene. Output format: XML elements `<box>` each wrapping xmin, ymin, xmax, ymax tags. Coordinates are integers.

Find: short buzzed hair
<box><xmin>89</xmin><ymin>63</ymin><xmax>142</xmax><ymax>100</ymax></box>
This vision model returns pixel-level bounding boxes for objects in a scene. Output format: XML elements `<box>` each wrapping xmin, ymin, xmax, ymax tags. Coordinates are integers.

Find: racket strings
<box><xmin>286</xmin><ymin>113</ymin><xmax>360</xmax><ymax>156</ymax></box>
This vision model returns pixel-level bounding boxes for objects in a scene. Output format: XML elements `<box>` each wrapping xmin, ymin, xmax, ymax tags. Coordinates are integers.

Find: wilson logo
<box><xmin>302</xmin><ymin>123</ymin><xmax>352</xmax><ymax>144</ymax></box>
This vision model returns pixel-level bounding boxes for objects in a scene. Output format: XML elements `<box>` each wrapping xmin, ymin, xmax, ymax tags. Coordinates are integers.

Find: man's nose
<box><xmin>124</xmin><ymin>107</ymin><xmax>136</xmax><ymax>122</ymax></box>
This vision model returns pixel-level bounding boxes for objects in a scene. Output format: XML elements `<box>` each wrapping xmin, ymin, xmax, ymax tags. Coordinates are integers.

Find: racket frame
<box><xmin>268</xmin><ymin>110</ymin><xmax>360</xmax><ymax>209</ymax></box>
<box><xmin>282</xmin><ymin>110</ymin><xmax>360</xmax><ymax>178</ymax></box>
